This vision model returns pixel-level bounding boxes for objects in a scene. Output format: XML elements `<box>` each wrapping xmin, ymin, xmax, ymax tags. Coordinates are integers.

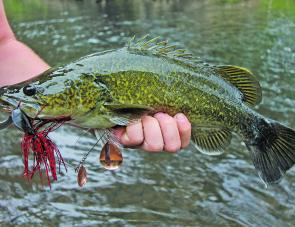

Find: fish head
<box><xmin>0</xmin><ymin>81</ymin><xmax>43</xmax><ymax>119</ymax></box>
<box><xmin>0</xmin><ymin>66</ymin><xmax>109</xmax><ymax>124</ymax></box>
<box><xmin>0</xmin><ymin>67</ymin><xmax>86</xmax><ymax>120</ymax></box>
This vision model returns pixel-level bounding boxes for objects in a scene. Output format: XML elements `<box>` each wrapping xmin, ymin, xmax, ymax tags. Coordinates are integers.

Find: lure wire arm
<box><xmin>75</xmin><ymin>131</ymin><xmax>106</xmax><ymax>172</ymax></box>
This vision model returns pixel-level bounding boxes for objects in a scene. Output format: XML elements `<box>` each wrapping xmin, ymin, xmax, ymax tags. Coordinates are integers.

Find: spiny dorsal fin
<box><xmin>215</xmin><ymin>65</ymin><xmax>262</xmax><ymax>106</ymax></box>
<box><xmin>127</xmin><ymin>35</ymin><xmax>202</xmax><ymax>64</ymax></box>
<box><xmin>192</xmin><ymin>125</ymin><xmax>232</xmax><ymax>156</ymax></box>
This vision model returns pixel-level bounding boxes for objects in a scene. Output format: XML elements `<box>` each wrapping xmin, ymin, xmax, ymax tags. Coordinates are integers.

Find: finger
<box><xmin>174</xmin><ymin>113</ymin><xmax>191</xmax><ymax>148</ymax></box>
<box><xmin>111</xmin><ymin>126</ymin><xmax>125</xmax><ymax>140</ymax></box>
<box><xmin>120</xmin><ymin>121</ymin><xmax>144</xmax><ymax>146</ymax></box>
<box><xmin>141</xmin><ymin>116</ymin><xmax>164</xmax><ymax>152</ymax></box>
<box><xmin>112</xmin><ymin>122</ymin><xmax>144</xmax><ymax>147</ymax></box>
<box><xmin>154</xmin><ymin>113</ymin><xmax>181</xmax><ymax>153</ymax></box>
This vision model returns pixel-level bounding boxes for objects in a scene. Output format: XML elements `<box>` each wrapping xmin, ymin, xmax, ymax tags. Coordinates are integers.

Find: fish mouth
<box><xmin>0</xmin><ymin>96</ymin><xmax>18</xmax><ymax>113</ymax></box>
<box><xmin>0</xmin><ymin>95</ymin><xmax>41</xmax><ymax>118</ymax></box>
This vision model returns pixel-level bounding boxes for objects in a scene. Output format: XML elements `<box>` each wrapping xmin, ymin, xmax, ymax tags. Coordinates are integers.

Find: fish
<box><xmin>0</xmin><ymin>36</ymin><xmax>294</xmax><ymax>184</ymax></box>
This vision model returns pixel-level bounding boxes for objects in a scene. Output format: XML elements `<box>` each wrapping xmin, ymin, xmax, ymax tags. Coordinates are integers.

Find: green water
<box><xmin>1</xmin><ymin>0</ymin><xmax>295</xmax><ymax>226</ymax></box>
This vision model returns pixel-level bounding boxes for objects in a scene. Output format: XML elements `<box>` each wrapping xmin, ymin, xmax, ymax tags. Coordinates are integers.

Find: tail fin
<box><xmin>245</xmin><ymin>120</ymin><xmax>295</xmax><ymax>184</ymax></box>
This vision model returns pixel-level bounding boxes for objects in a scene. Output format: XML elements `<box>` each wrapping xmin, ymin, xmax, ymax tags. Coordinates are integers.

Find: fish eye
<box><xmin>23</xmin><ymin>85</ymin><xmax>37</xmax><ymax>96</ymax></box>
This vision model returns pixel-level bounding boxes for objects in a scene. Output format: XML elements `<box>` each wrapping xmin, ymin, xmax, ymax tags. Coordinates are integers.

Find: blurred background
<box><xmin>1</xmin><ymin>0</ymin><xmax>295</xmax><ymax>225</ymax></box>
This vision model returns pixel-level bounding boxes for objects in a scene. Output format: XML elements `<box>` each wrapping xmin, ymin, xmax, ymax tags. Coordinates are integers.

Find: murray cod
<box><xmin>0</xmin><ymin>36</ymin><xmax>295</xmax><ymax>184</ymax></box>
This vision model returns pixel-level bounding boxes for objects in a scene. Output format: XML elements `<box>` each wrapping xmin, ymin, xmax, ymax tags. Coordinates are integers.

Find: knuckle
<box><xmin>130</xmin><ymin>134</ymin><xmax>144</xmax><ymax>145</ymax></box>
<box><xmin>155</xmin><ymin>113</ymin><xmax>174</xmax><ymax>124</ymax></box>
<box><xmin>143</xmin><ymin>115</ymin><xmax>155</xmax><ymax>123</ymax></box>
<box><xmin>147</xmin><ymin>143</ymin><xmax>163</xmax><ymax>152</ymax></box>
<box><xmin>181</xmin><ymin>141</ymin><xmax>190</xmax><ymax>149</ymax></box>
<box><xmin>161</xmin><ymin>116</ymin><xmax>175</xmax><ymax>125</ymax></box>
<box><xmin>165</xmin><ymin>143</ymin><xmax>181</xmax><ymax>153</ymax></box>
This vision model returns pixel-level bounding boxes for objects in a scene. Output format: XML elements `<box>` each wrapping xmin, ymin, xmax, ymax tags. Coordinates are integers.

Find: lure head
<box><xmin>0</xmin><ymin>67</ymin><xmax>105</xmax><ymax>122</ymax></box>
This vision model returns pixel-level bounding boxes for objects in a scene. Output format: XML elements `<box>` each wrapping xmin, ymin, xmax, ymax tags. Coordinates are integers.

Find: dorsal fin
<box><xmin>215</xmin><ymin>65</ymin><xmax>262</xmax><ymax>106</ymax></box>
<box><xmin>127</xmin><ymin>35</ymin><xmax>203</xmax><ymax>64</ymax></box>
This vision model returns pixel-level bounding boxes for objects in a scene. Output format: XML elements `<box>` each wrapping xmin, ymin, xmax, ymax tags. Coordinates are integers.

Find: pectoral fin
<box><xmin>192</xmin><ymin>125</ymin><xmax>232</xmax><ymax>155</ymax></box>
<box><xmin>215</xmin><ymin>65</ymin><xmax>262</xmax><ymax>106</ymax></box>
<box><xmin>105</xmin><ymin>103</ymin><xmax>153</xmax><ymax>126</ymax></box>
<box><xmin>105</xmin><ymin>103</ymin><xmax>153</xmax><ymax>113</ymax></box>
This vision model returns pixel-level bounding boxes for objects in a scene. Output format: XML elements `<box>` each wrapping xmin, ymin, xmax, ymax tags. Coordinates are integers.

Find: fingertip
<box><xmin>154</xmin><ymin>112</ymin><xmax>167</xmax><ymax>120</ymax></box>
<box><xmin>120</xmin><ymin>131</ymin><xmax>130</xmax><ymax>144</ymax></box>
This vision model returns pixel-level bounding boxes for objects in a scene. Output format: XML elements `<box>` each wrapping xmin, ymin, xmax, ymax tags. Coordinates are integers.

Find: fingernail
<box><xmin>121</xmin><ymin>132</ymin><xmax>130</xmax><ymax>144</ymax></box>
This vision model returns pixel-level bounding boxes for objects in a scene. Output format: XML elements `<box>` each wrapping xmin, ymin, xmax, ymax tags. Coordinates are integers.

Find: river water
<box><xmin>1</xmin><ymin>0</ymin><xmax>295</xmax><ymax>226</ymax></box>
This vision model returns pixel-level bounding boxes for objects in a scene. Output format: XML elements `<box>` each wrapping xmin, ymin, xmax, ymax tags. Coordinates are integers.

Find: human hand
<box><xmin>0</xmin><ymin>0</ymin><xmax>49</xmax><ymax>86</ymax></box>
<box><xmin>0</xmin><ymin>39</ymin><xmax>50</xmax><ymax>85</ymax></box>
<box><xmin>113</xmin><ymin>112</ymin><xmax>191</xmax><ymax>152</ymax></box>
<box><xmin>1</xmin><ymin>1</ymin><xmax>192</xmax><ymax>153</ymax></box>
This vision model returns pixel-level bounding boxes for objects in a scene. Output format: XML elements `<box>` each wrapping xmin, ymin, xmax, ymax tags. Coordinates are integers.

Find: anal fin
<box><xmin>192</xmin><ymin>125</ymin><xmax>232</xmax><ymax>155</ymax></box>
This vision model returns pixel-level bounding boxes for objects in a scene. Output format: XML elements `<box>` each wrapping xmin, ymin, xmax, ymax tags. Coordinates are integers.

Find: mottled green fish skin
<box><xmin>1</xmin><ymin>47</ymin><xmax>257</xmax><ymax>137</ymax></box>
<box><xmin>2</xmin><ymin>39</ymin><xmax>295</xmax><ymax>184</ymax></box>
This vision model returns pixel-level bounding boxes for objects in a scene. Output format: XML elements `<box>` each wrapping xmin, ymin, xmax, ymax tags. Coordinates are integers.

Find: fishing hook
<box><xmin>11</xmin><ymin>108</ymin><xmax>34</xmax><ymax>134</ymax></box>
<box><xmin>0</xmin><ymin>116</ymin><xmax>13</xmax><ymax>130</ymax></box>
